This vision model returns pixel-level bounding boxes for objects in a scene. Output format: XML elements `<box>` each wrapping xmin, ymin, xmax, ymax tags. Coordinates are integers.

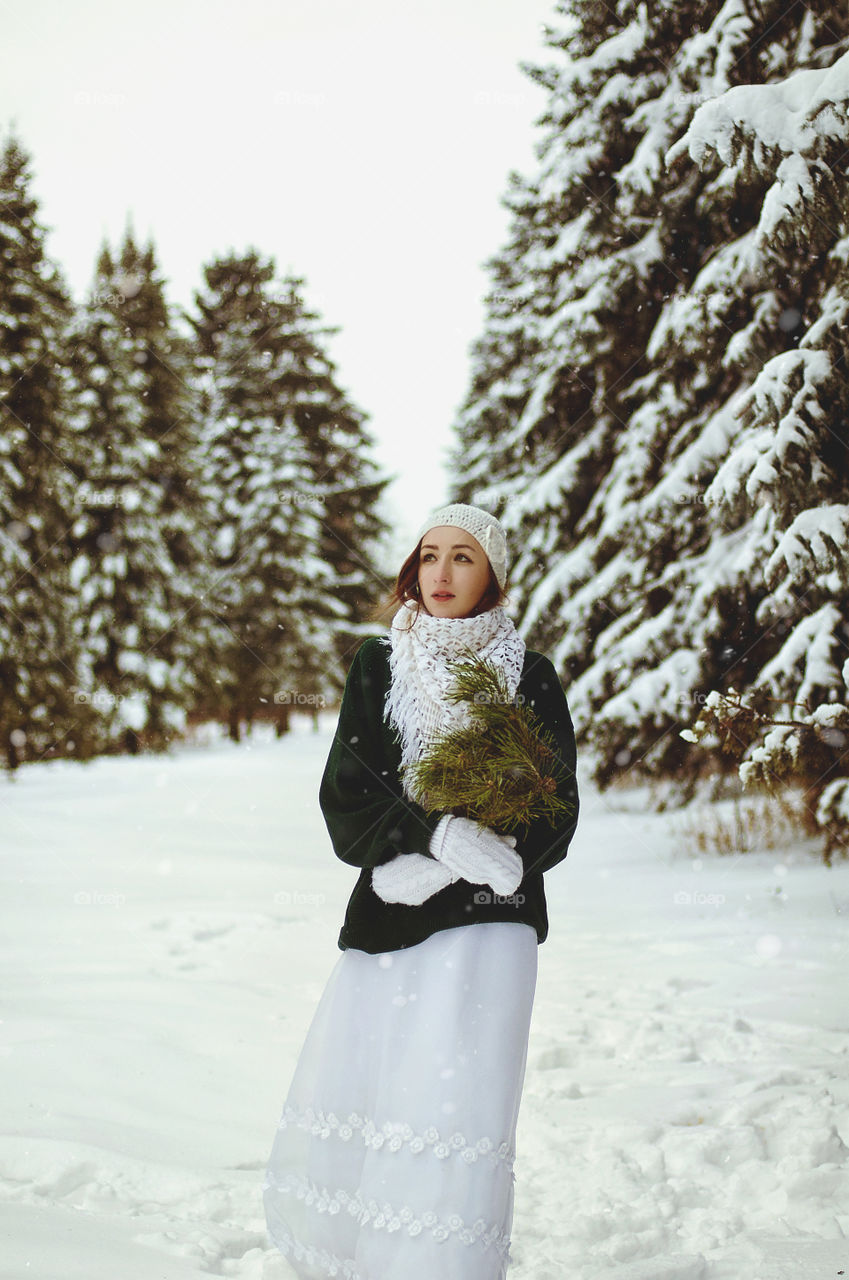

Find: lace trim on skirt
<box><xmin>263</xmin><ymin>1167</ymin><xmax>512</xmax><ymax>1276</ymax></box>
<box><xmin>277</xmin><ymin>1102</ymin><xmax>516</xmax><ymax>1170</ymax></box>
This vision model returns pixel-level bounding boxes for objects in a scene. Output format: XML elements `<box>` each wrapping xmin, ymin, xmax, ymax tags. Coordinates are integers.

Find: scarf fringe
<box><xmin>383</xmin><ymin>600</ymin><xmax>526</xmax><ymax>801</ymax></box>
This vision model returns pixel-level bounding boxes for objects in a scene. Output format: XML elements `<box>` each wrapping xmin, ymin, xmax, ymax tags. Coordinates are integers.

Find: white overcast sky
<box><xmin>3</xmin><ymin>0</ymin><xmax>556</xmax><ymax>562</ymax></box>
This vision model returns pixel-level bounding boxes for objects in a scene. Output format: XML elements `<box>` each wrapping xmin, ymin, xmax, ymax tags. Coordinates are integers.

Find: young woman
<box><xmin>263</xmin><ymin>502</ymin><xmax>579</xmax><ymax>1279</ymax></box>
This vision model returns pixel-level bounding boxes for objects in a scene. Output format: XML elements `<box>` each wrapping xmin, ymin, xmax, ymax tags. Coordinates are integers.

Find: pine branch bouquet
<box><xmin>401</xmin><ymin>650</ymin><xmax>574</xmax><ymax>834</ymax></box>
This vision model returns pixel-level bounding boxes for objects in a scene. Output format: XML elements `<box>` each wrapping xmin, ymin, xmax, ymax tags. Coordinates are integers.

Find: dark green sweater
<box><xmin>318</xmin><ymin>636</ymin><xmax>579</xmax><ymax>954</ymax></box>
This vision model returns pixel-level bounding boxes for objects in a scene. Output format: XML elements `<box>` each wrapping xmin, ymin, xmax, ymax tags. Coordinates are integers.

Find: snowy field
<box><xmin>2</xmin><ymin>717</ymin><xmax>848</xmax><ymax>1280</ymax></box>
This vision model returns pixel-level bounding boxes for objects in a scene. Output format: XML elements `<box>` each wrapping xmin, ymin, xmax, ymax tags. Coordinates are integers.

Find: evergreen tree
<box><xmin>188</xmin><ymin>251</ymin><xmax>384</xmax><ymax>738</ymax></box>
<box><xmin>64</xmin><ymin>233</ymin><xmax>199</xmax><ymax>752</ymax></box>
<box><xmin>254</xmin><ymin>272</ymin><xmax>390</xmax><ymax>672</ymax></box>
<box><xmin>0</xmin><ymin>132</ymin><xmax>87</xmax><ymax>769</ymax></box>
<box><xmin>671</xmin><ymin>33</ymin><xmax>849</xmax><ymax>856</ymax></box>
<box><xmin>111</xmin><ymin>230</ymin><xmax>201</xmax><ymax>590</ymax></box>
<box><xmin>451</xmin><ymin>2</ymin><xmax>849</xmax><ymax>844</ymax></box>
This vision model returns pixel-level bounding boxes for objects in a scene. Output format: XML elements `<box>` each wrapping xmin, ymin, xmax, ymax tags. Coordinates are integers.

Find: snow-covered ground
<box><xmin>1</xmin><ymin>718</ymin><xmax>848</xmax><ymax>1280</ymax></box>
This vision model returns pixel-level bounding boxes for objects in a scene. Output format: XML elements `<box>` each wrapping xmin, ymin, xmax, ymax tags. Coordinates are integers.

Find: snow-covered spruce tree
<box><xmin>453</xmin><ymin>167</ymin><xmax>556</xmax><ymax>498</ymax></box>
<box><xmin>64</xmin><ymin>234</ymin><xmax>199</xmax><ymax>754</ymax></box>
<box><xmin>451</xmin><ymin>3</ymin><xmax>849</xmax><ymax>837</ymax></box>
<box><xmin>670</xmin><ymin>41</ymin><xmax>849</xmax><ymax>859</ymax></box>
<box><xmin>254</xmin><ymin>272</ymin><xmax>390</xmax><ymax>672</ymax></box>
<box><xmin>188</xmin><ymin>251</ymin><xmax>382</xmax><ymax>738</ymax></box>
<box><xmin>453</xmin><ymin>0</ymin><xmax>688</xmax><ymax>553</ymax></box>
<box><xmin>109</xmin><ymin>231</ymin><xmax>202</xmax><ymax>594</ymax></box>
<box><xmin>0</xmin><ymin>132</ymin><xmax>92</xmax><ymax>770</ymax></box>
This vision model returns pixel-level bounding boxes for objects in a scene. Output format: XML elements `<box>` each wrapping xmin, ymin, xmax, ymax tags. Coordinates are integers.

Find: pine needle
<box><xmin>401</xmin><ymin>650</ymin><xmax>575</xmax><ymax>833</ymax></box>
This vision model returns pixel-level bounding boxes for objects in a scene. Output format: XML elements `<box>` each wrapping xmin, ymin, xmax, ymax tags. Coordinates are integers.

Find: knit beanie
<box><xmin>414</xmin><ymin>503</ymin><xmax>509</xmax><ymax>589</ymax></box>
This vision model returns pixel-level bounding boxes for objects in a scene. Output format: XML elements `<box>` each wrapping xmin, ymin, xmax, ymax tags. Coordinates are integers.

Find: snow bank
<box><xmin>1</xmin><ymin>727</ymin><xmax>847</xmax><ymax>1278</ymax></box>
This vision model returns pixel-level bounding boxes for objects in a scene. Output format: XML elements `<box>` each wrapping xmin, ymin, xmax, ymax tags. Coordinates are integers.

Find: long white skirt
<box><xmin>263</xmin><ymin>920</ymin><xmax>538</xmax><ymax>1280</ymax></box>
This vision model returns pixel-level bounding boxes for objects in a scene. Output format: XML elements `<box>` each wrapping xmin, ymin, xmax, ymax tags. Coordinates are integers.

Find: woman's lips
<box><xmin>431</xmin><ymin>592</ymin><xmax>454</xmax><ymax>599</ymax></box>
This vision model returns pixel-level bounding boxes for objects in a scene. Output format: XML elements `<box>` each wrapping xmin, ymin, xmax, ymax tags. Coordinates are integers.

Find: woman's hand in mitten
<box><xmin>429</xmin><ymin>814</ymin><xmax>523</xmax><ymax>895</ymax></box>
<box><xmin>371</xmin><ymin>852</ymin><xmax>456</xmax><ymax>906</ymax></box>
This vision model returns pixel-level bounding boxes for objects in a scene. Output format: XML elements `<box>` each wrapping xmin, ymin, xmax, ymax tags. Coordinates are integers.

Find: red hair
<box><xmin>370</xmin><ymin>537</ymin><xmax>506</xmax><ymax>623</ymax></box>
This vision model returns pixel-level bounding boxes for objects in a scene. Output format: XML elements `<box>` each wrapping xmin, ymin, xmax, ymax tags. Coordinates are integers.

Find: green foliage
<box><xmin>0</xmin><ymin>132</ymin><xmax>84</xmax><ymax>768</ymax></box>
<box><xmin>401</xmin><ymin>650</ymin><xmax>574</xmax><ymax>834</ymax></box>
<box><xmin>0</xmin><ymin>127</ymin><xmax>391</xmax><ymax>768</ymax></box>
<box><xmin>449</xmin><ymin>0</ymin><xmax>849</xmax><ymax>838</ymax></box>
<box><xmin>64</xmin><ymin>231</ymin><xmax>199</xmax><ymax>754</ymax></box>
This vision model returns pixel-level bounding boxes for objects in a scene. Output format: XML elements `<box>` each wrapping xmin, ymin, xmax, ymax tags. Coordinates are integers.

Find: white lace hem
<box><xmin>263</xmin><ymin>1168</ymin><xmax>513</xmax><ymax>1269</ymax></box>
<box><xmin>276</xmin><ymin>1102</ymin><xmax>516</xmax><ymax>1170</ymax></box>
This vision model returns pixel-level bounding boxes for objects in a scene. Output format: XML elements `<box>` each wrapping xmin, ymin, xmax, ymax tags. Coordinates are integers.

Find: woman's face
<box><xmin>416</xmin><ymin>525</ymin><xmax>491</xmax><ymax>618</ymax></box>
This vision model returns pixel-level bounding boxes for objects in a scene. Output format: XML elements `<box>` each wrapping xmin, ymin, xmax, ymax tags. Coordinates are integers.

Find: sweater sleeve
<box><xmin>318</xmin><ymin>639</ymin><xmax>446</xmax><ymax>870</ymax></box>
<box><xmin>513</xmin><ymin>652</ymin><xmax>580</xmax><ymax>879</ymax></box>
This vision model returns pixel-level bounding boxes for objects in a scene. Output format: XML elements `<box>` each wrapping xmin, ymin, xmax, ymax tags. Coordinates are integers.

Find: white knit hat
<box><xmin>414</xmin><ymin>503</ymin><xmax>508</xmax><ymax>589</ymax></box>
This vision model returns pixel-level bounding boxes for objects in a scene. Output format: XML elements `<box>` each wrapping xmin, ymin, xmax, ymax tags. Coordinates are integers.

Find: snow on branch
<box><xmin>680</xmin><ymin>673</ymin><xmax>849</xmax><ymax>863</ymax></box>
<box><xmin>666</xmin><ymin>54</ymin><xmax>849</xmax><ymax>170</ymax></box>
<box><xmin>765</xmin><ymin>505</ymin><xmax>849</xmax><ymax>589</ymax></box>
<box><xmin>598</xmin><ymin>647</ymin><xmax>702</xmax><ymax>729</ymax></box>
<box><xmin>666</xmin><ymin>50</ymin><xmax>849</xmax><ymax>261</ymax></box>
<box><xmin>618</xmin><ymin>0</ymin><xmax>753</xmax><ymax>202</ymax></box>
<box><xmin>753</xmin><ymin>602</ymin><xmax>847</xmax><ymax>708</ymax></box>
<box><xmin>704</xmin><ymin>349</ymin><xmax>833</xmax><ymax>514</ymax></box>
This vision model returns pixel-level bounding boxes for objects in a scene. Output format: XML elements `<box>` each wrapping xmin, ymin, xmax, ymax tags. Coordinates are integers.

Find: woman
<box><xmin>263</xmin><ymin>502</ymin><xmax>579</xmax><ymax>1279</ymax></box>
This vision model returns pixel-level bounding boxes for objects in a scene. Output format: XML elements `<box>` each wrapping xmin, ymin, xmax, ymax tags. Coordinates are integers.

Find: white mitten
<box><xmin>430</xmin><ymin>814</ymin><xmax>523</xmax><ymax>895</ymax></box>
<box><xmin>371</xmin><ymin>852</ymin><xmax>456</xmax><ymax>906</ymax></box>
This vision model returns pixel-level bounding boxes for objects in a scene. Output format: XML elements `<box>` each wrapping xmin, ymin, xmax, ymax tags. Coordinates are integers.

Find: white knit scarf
<box><xmin>383</xmin><ymin>599</ymin><xmax>526</xmax><ymax>800</ymax></box>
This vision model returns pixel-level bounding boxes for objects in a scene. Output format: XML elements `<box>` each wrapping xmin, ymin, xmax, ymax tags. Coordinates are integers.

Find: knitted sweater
<box><xmin>319</xmin><ymin>635</ymin><xmax>580</xmax><ymax>954</ymax></box>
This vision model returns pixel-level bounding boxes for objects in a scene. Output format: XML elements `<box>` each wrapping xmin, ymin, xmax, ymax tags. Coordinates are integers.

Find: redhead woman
<box><xmin>263</xmin><ymin>502</ymin><xmax>579</xmax><ymax>1279</ymax></box>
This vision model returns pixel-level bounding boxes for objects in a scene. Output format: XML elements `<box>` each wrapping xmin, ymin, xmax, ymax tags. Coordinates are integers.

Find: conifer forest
<box><xmin>3</xmin><ymin>0</ymin><xmax>849</xmax><ymax>858</ymax></box>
